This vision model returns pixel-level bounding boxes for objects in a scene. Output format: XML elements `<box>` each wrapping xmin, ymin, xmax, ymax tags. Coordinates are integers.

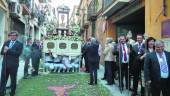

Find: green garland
<box><xmin>45</xmin><ymin>36</ymin><xmax>82</xmax><ymax>41</ymax></box>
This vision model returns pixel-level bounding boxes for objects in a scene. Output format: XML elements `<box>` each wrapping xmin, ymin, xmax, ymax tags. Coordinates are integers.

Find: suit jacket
<box><xmin>132</xmin><ymin>43</ymin><xmax>145</xmax><ymax>71</ymax></box>
<box><xmin>103</xmin><ymin>43</ymin><xmax>115</xmax><ymax>61</ymax></box>
<box><xmin>1</xmin><ymin>40</ymin><xmax>23</xmax><ymax>68</ymax></box>
<box><xmin>133</xmin><ymin>43</ymin><xmax>145</xmax><ymax>57</ymax></box>
<box><xmin>86</xmin><ymin>43</ymin><xmax>99</xmax><ymax>68</ymax></box>
<box><xmin>144</xmin><ymin>51</ymin><xmax>170</xmax><ymax>84</ymax></box>
<box><xmin>113</xmin><ymin>43</ymin><xmax>133</xmax><ymax>64</ymax></box>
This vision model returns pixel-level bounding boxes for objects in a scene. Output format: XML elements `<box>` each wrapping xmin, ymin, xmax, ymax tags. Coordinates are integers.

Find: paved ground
<box><xmin>98</xmin><ymin>65</ymin><xmax>132</xmax><ymax>96</ymax></box>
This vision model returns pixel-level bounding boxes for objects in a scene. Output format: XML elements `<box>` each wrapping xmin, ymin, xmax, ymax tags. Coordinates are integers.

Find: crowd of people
<box><xmin>0</xmin><ymin>30</ymin><xmax>170</xmax><ymax>96</ymax></box>
<box><xmin>81</xmin><ymin>34</ymin><xmax>170</xmax><ymax>96</ymax></box>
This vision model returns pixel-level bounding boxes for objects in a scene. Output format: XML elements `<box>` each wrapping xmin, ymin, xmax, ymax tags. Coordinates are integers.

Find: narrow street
<box><xmin>0</xmin><ymin>0</ymin><xmax>170</xmax><ymax>96</ymax></box>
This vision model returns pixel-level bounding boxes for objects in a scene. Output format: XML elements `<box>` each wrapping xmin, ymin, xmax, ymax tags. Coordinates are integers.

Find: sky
<box><xmin>51</xmin><ymin>0</ymin><xmax>80</xmax><ymax>15</ymax></box>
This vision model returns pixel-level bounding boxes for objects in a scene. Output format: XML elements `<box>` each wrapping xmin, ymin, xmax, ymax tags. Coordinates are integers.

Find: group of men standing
<box><xmin>108</xmin><ymin>34</ymin><xmax>170</xmax><ymax>96</ymax></box>
<box><xmin>0</xmin><ymin>31</ymin><xmax>42</xmax><ymax>96</ymax></box>
<box><xmin>81</xmin><ymin>33</ymin><xmax>170</xmax><ymax>96</ymax></box>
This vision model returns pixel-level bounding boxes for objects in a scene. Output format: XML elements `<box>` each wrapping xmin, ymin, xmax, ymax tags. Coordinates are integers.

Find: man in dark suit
<box><xmin>31</xmin><ymin>41</ymin><xmax>42</xmax><ymax>76</ymax></box>
<box><xmin>82</xmin><ymin>39</ymin><xmax>91</xmax><ymax>72</ymax></box>
<box><xmin>144</xmin><ymin>40</ymin><xmax>170</xmax><ymax>96</ymax></box>
<box><xmin>86</xmin><ymin>37</ymin><xmax>99</xmax><ymax>85</ymax></box>
<box><xmin>113</xmin><ymin>35</ymin><xmax>132</xmax><ymax>90</ymax></box>
<box><xmin>0</xmin><ymin>31</ymin><xmax>23</xmax><ymax>96</ymax></box>
<box><xmin>132</xmin><ymin>34</ymin><xmax>145</xmax><ymax>96</ymax></box>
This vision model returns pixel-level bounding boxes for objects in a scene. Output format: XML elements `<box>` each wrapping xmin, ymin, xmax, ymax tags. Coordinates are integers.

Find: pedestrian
<box><xmin>143</xmin><ymin>37</ymin><xmax>155</xmax><ymax>96</ymax></box>
<box><xmin>103</xmin><ymin>37</ymin><xmax>116</xmax><ymax>85</ymax></box>
<box><xmin>0</xmin><ymin>31</ymin><xmax>23</xmax><ymax>96</ymax></box>
<box><xmin>97</xmin><ymin>41</ymin><xmax>102</xmax><ymax>69</ymax></box>
<box><xmin>22</xmin><ymin>38</ymin><xmax>32</xmax><ymax>79</ymax></box>
<box><xmin>114</xmin><ymin>35</ymin><xmax>132</xmax><ymax>90</ymax></box>
<box><xmin>144</xmin><ymin>40</ymin><xmax>170</xmax><ymax>96</ymax></box>
<box><xmin>86</xmin><ymin>37</ymin><xmax>99</xmax><ymax>85</ymax></box>
<box><xmin>31</xmin><ymin>41</ymin><xmax>42</xmax><ymax>76</ymax></box>
<box><xmin>132</xmin><ymin>34</ymin><xmax>145</xmax><ymax>96</ymax></box>
<box><xmin>82</xmin><ymin>38</ymin><xmax>91</xmax><ymax>72</ymax></box>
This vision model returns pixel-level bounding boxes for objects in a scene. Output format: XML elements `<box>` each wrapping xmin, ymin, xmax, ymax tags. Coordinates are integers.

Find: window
<box><xmin>47</xmin><ymin>42</ymin><xmax>55</xmax><ymax>49</ymax></box>
<box><xmin>59</xmin><ymin>43</ymin><xmax>66</xmax><ymax>49</ymax></box>
<box><xmin>71</xmin><ymin>43</ymin><xmax>78</xmax><ymax>49</ymax></box>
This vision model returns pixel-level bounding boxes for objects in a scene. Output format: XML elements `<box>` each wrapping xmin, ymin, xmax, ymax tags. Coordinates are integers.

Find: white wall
<box><xmin>0</xmin><ymin>9</ymin><xmax>5</xmax><ymax>48</ymax></box>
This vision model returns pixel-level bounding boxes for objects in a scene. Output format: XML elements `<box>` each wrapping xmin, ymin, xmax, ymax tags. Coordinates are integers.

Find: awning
<box><xmin>102</xmin><ymin>0</ymin><xmax>130</xmax><ymax>17</ymax></box>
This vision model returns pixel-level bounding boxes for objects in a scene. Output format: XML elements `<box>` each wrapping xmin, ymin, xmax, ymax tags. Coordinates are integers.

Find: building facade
<box><xmin>145</xmin><ymin>0</ymin><xmax>170</xmax><ymax>51</ymax></box>
<box><xmin>0</xmin><ymin>0</ymin><xmax>9</xmax><ymax>48</ymax></box>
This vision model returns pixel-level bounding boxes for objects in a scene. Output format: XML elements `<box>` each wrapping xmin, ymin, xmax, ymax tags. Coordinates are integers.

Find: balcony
<box><xmin>103</xmin><ymin>0</ymin><xmax>130</xmax><ymax>17</ymax></box>
<box><xmin>39</xmin><ymin>0</ymin><xmax>50</xmax><ymax>3</ymax></box>
<box><xmin>87</xmin><ymin>0</ymin><xmax>97</xmax><ymax>21</ymax></box>
<box><xmin>19</xmin><ymin>0</ymin><xmax>32</xmax><ymax>15</ymax></box>
<box><xmin>9</xmin><ymin>2</ymin><xmax>22</xmax><ymax>18</ymax></box>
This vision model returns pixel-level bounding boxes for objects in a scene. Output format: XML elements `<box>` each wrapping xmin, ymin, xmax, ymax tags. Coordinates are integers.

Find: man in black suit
<box><xmin>132</xmin><ymin>34</ymin><xmax>145</xmax><ymax>96</ymax></box>
<box><xmin>114</xmin><ymin>35</ymin><xmax>132</xmax><ymax>90</ymax></box>
<box><xmin>144</xmin><ymin>40</ymin><xmax>170</xmax><ymax>96</ymax></box>
<box><xmin>86</xmin><ymin>37</ymin><xmax>99</xmax><ymax>85</ymax></box>
<box><xmin>0</xmin><ymin>31</ymin><xmax>23</xmax><ymax>96</ymax></box>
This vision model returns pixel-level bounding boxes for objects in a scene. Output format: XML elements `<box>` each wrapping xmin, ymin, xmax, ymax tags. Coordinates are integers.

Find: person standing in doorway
<box><xmin>0</xmin><ymin>31</ymin><xmax>23</xmax><ymax>96</ymax></box>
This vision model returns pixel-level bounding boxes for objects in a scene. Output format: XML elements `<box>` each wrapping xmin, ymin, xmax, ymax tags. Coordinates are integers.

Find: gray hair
<box><xmin>106</xmin><ymin>37</ymin><xmax>113</xmax><ymax>44</ymax></box>
<box><xmin>154</xmin><ymin>40</ymin><xmax>164</xmax><ymax>46</ymax></box>
<box><xmin>90</xmin><ymin>37</ymin><xmax>97</xmax><ymax>44</ymax></box>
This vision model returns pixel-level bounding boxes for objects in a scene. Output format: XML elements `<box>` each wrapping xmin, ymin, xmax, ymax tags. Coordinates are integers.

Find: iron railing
<box><xmin>103</xmin><ymin>0</ymin><xmax>116</xmax><ymax>10</ymax></box>
<box><xmin>87</xmin><ymin>0</ymin><xmax>97</xmax><ymax>20</ymax></box>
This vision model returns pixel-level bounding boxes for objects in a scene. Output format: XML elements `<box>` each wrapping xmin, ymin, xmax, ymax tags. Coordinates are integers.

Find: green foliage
<box><xmin>45</xmin><ymin>36</ymin><xmax>82</xmax><ymax>41</ymax></box>
<box><xmin>16</xmin><ymin>73</ymin><xmax>112</xmax><ymax>96</ymax></box>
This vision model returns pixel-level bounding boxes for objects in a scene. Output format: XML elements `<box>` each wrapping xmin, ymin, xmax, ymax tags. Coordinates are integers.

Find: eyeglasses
<box><xmin>9</xmin><ymin>35</ymin><xmax>17</xmax><ymax>36</ymax></box>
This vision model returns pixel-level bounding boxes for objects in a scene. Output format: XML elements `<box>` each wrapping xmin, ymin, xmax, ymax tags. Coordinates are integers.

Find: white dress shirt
<box><xmin>156</xmin><ymin>52</ymin><xmax>169</xmax><ymax>79</ymax></box>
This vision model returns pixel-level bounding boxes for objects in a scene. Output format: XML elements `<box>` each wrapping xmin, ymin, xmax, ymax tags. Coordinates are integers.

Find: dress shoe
<box><xmin>0</xmin><ymin>92</ymin><xmax>5</xmax><ymax>96</ymax></box>
<box><xmin>23</xmin><ymin>76</ymin><xmax>29</xmax><ymax>79</ymax></box>
<box><xmin>88</xmin><ymin>83</ymin><xmax>93</xmax><ymax>85</ymax></box>
<box><xmin>10</xmin><ymin>92</ymin><xmax>15</xmax><ymax>96</ymax></box>
<box><xmin>101</xmin><ymin>77</ymin><xmax>106</xmax><ymax>80</ymax></box>
<box><xmin>131</xmin><ymin>91</ymin><xmax>137</xmax><ymax>96</ymax></box>
<box><xmin>106</xmin><ymin>83</ymin><xmax>113</xmax><ymax>85</ymax></box>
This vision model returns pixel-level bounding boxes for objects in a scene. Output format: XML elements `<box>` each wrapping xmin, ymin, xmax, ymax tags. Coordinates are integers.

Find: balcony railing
<box><xmin>87</xmin><ymin>0</ymin><xmax>97</xmax><ymax>21</ymax></box>
<box><xmin>102</xmin><ymin>0</ymin><xmax>130</xmax><ymax>17</ymax></box>
<box><xmin>20</xmin><ymin>0</ymin><xmax>32</xmax><ymax>12</ymax></box>
<box><xmin>103</xmin><ymin>0</ymin><xmax>116</xmax><ymax>10</ymax></box>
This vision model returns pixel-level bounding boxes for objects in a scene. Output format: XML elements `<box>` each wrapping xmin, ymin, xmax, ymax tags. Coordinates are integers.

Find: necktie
<box><xmin>159</xmin><ymin>54</ymin><xmax>168</xmax><ymax>74</ymax></box>
<box><xmin>122</xmin><ymin>44</ymin><xmax>127</xmax><ymax>61</ymax></box>
<box><xmin>138</xmin><ymin>43</ymin><xmax>141</xmax><ymax>54</ymax></box>
<box><xmin>9</xmin><ymin>41</ymin><xmax>14</xmax><ymax>48</ymax></box>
